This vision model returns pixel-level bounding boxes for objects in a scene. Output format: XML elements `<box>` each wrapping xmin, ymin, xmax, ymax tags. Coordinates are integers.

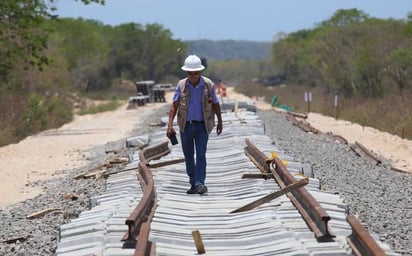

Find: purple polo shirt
<box><xmin>172</xmin><ymin>77</ymin><xmax>219</xmax><ymax>121</ymax></box>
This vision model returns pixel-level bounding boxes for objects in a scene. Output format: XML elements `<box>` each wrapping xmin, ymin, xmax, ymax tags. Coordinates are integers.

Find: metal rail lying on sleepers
<box><xmin>122</xmin><ymin>142</ymin><xmax>171</xmax><ymax>255</ymax></box>
<box><xmin>244</xmin><ymin>138</ymin><xmax>387</xmax><ymax>255</ymax></box>
<box><xmin>244</xmin><ymin>138</ymin><xmax>334</xmax><ymax>241</ymax></box>
<box><xmin>346</xmin><ymin>214</ymin><xmax>386</xmax><ymax>256</ymax></box>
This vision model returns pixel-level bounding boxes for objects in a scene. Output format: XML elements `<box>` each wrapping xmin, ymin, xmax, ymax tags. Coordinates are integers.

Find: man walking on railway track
<box><xmin>166</xmin><ymin>54</ymin><xmax>223</xmax><ymax>195</ymax></box>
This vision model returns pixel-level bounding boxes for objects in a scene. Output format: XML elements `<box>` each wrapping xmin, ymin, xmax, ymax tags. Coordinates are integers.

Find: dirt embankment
<box><xmin>0</xmin><ymin>96</ymin><xmax>172</xmax><ymax>209</ymax></box>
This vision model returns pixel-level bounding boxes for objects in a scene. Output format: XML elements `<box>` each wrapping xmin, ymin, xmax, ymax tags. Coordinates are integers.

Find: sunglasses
<box><xmin>186</xmin><ymin>71</ymin><xmax>200</xmax><ymax>76</ymax></box>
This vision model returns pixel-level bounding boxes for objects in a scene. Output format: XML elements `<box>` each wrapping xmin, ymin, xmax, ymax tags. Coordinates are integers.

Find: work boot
<box><xmin>196</xmin><ymin>185</ymin><xmax>208</xmax><ymax>195</ymax></box>
<box><xmin>186</xmin><ymin>185</ymin><xmax>197</xmax><ymax>194</ymax></box>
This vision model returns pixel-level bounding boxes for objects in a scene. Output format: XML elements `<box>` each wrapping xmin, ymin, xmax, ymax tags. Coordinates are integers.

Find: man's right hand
<box><xmin>166</xmin><ymin>126</ymin><xmax>176</xmax><ymax>138</ymax></box>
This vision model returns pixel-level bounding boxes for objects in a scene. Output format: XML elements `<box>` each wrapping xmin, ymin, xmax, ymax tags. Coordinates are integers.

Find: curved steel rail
<box><xmin>122</xmin><ymin>141</ymin><xmax>171</xmax><ymax>256</ymax></box>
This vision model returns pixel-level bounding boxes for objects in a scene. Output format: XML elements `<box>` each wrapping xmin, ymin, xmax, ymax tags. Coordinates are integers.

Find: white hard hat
<box><xmin>181</xmin><ymin>55</ymin><xmax>205</xmax><ymax>71</ymax></box>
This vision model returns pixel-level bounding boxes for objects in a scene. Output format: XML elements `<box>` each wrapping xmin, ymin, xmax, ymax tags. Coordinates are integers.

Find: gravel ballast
<box><xmin>0</xmin><ymin>105</ymin><xmax>410</xmax><ymax>255</ymax></box>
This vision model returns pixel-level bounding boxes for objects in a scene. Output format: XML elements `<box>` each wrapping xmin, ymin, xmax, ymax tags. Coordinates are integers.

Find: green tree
<box><xmin>48</xmin><ymin>18</ymin><xmax>112</xmax><ymax>91</ymax></box>
<box><xmin>404</xmin><ymin>12</ymin><xmax>412</xmax><ymax>36</ymax></box>
<box><xmin>312</xmin><ymin>9</ymin><xmax>371</xmax><ymax>96</ymax></box>
<box><xmin>0</xmin><ymin>0</ymin><xmax>105</xmax><ymax>83</ymax></box>
<box><xmin>108</xmin><ymin>23</ymin><xmax>186</xmax><ymax>82</ymax></box>
<box><xmin>138</xmin><ymin>23</ymin><xmax>185</xmax><ymax>81</ymax></box>
<box><xmin>273</xmin><ymin>8</ymin><xmax>412</xmax><ymax>98</ymax></box>
<box><xmin>320</xmin><ymin>8</ymin><xmax>370</xmax><ymax>27</ymax></box>
<box><xmin>387</xmin><ymin>47</ymin><xmax>412</xmax><ymax>96</ymax></box>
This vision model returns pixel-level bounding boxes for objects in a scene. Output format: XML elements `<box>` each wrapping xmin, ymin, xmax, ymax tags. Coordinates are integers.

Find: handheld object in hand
<box><xmin>170</xmin><ymin>133</ymin><xmax>178</xmax><ymax>145</ymax></box>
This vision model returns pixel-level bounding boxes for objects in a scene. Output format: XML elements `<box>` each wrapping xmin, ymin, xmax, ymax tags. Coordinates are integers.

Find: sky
<box><xmin>53</xmin><ymin>0</ymin><xmax>411</xmax><ymax>42</ymax></box>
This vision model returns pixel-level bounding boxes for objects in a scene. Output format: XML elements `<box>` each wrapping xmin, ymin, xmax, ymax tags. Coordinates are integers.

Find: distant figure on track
<box><xmin>166</xmin><ymin>54</ymin><xmax>223</xmax><ymax>195</ymax></box>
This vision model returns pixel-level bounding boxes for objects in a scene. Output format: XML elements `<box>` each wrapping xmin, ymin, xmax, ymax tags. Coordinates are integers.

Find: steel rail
<box><xmin>271</xmin><ymin>156</ymin><xmax>334</xmax><ymax>241</ymax></box>
<box><xmin>132</xmin><ymin>160</ymin><xmax>157</xmax><ymax>256</ymax></box>
<box><xmin>244</xmin><ymin>138</ymin><xmax>387</xmax><ymax>254</ymax></box>
<box><xmin>285</xmin><ymin>113</ymin><xmax>381</xmax><ymax>165</ymax></box>
<box><xmin>287</xmin><ymin>110</ymin><xmax>308</xmax><ymax>119</ymax></box>
<box><xmin>333</xmin><ymin>134</ymin><xmax>348</xmax><ymax>144</ymax></box>
<box><xmin>350</xmin><ymin>141</ymin><xmax>382</xmax><ymax>165</ymax></box>
<box><xmin>122</xmin><ymin>142</ymin><xmax>170</xmax><ymax>256</ymax></box>
<box><xmin>244</xmin><ymin>138</ymin><xmax>334</xmax><ymax>241</ymax></box>
<box><xmin>346</xmin><ymin>214</ymin><xmax>386</xmax><ymax>256</ymax></box>
<box><xmin>286</xmin><ymin>115</ymin><xmax>319</xmax><ymax>134</ymax></box>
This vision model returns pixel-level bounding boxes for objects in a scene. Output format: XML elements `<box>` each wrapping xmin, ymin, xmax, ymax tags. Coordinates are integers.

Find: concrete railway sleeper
<box><xmin>55</xmin><ymin>110</ymin><xmax>398</xmax><ymax>256</ymax></box>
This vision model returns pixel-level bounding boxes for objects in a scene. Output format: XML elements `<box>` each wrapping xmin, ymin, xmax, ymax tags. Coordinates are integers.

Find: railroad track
<box><xmin>55</xmin><ymin>106</ymin><xmax>398</xmax><ymax>256</ymax></box>
<box><xmin>286</xmin><ymin>114</ymin><xmax>383</xmax><ymax>166</ymax></box>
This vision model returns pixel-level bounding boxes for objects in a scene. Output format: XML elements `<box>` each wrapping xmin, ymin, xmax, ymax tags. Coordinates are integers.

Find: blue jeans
<box><xmin>180</xmin><ymin>123</ymin><xmax>209</xmax><ymax>187</ymax></box>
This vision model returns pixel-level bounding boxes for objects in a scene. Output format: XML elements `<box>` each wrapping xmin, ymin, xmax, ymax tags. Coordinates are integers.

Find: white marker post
<box><xmin>304</xmin><ymin>92</ymin><xmax>312</xmax><ymax>113</ymax></box>
<box><xmin>334</xmin><ymin>93</ymin><xmax>339</xmax><ymax>120</ymax></box>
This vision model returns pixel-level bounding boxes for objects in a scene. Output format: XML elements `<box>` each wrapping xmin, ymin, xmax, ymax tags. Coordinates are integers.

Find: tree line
<box><xmin>1</xmin><ymin>10</ymin><xmax>187</xmax><ymax>92</ymax></box>
<box><xmin>0</xmin><ymin>1</ymin><xmax>411</xmax><ymax>145</ymax></box>
<box><xmin>271</xmin><ymin>9</ymin><xmax>412</xmax><ymax>98</ymax></box>
<box><xmin>0</xmin><ymin>0</ymin><xmax>187</xmax><ymax>145</ymax></box>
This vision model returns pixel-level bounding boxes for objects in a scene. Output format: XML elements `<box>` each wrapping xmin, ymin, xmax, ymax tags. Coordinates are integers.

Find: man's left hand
<box><xmin>216</xmin><ymin>122</ymin><xmax>223</xmax><ymax>135</ymax></box>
